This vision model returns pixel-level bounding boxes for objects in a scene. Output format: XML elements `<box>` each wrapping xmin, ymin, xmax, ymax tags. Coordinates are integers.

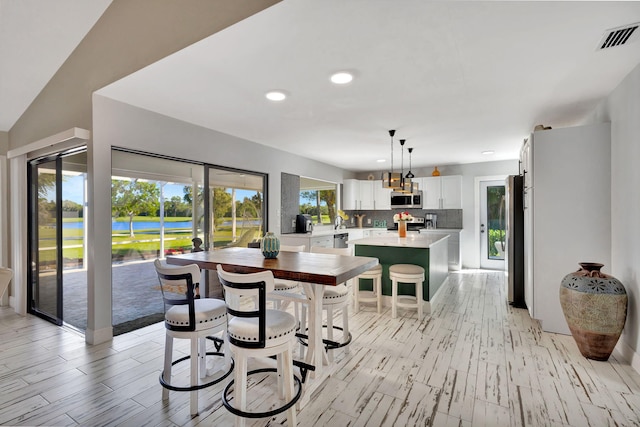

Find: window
<box><xmin>299</xmin><ymin>177</ymin><xmax>337</xmax><ymax>225</ymax></box>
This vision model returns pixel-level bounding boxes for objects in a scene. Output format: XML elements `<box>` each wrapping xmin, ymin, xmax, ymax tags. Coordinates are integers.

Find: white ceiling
<box><xmin>4</xmin><ymin>1</ymin><xmax>640</xmax><ymax>173</ymax></box>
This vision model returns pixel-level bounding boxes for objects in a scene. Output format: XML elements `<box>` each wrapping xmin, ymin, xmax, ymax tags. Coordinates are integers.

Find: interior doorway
<box><xmin>480</xmin><ymin>179</ymin><xmax>506</xmax><ymax>270</ymax></box>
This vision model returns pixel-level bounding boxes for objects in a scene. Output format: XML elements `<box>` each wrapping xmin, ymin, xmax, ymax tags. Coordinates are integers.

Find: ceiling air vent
<box><xmin>597</xmin><ymin>23</ymin><xmax>639</xmax><ymax>50</ymax></box>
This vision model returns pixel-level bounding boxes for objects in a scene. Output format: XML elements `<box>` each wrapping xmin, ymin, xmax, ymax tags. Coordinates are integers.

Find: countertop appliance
<box><xmin>505</xmin><ymin>175</ymin><xmax>525</xmax><ymax>308</ymax></box>
<box><xmin>388</xmin><ymin>216</ymin><xmax>424</xmax><ymax>231</ymax></box>
<box><xmin>334</xmin><ymin>232</ymin><xmax>349</xmax><ymax>248</ymax></box>
<box><xmin>390</xmin><ymin>190</ymin><xmax>423</xmax><ymax>209</ymax></box>
<box><xmin>295</xmin><ymin>214</ymin><xmax>312</xmax><ymax>233</ymax></box>
<box><xmin>424</xmin><ymin>213</ymin><xmax>437</xmax><ymax>229</ymax></box>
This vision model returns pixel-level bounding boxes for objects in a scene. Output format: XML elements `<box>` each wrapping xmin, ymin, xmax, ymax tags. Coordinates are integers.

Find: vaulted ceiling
<box><xmin>4</xmin><ymin>1</ymin><xmax>640</xmax><ymax>171</ymax></box>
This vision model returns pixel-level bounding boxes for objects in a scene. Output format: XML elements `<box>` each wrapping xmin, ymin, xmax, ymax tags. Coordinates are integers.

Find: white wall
<box><xmin>588</xmin><ymin>63</ymin><xmax>640</xmax><ymax>369</ymax></box>
<box><xmin>94</xmin><ymin>95</ymin><xmax>352</xmax><ymax>233</ymax></box>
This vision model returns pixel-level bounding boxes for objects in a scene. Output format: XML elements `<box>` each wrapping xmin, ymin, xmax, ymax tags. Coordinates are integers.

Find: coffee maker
<box><xmin>424</xmin><ymin>213</ymin><xmax>437</xmax><ymax>229</ymax></box>
<box><xmin>295</xmin><ymin>214</ymin><xmax>312</xmax><ymax>233</ymax></box>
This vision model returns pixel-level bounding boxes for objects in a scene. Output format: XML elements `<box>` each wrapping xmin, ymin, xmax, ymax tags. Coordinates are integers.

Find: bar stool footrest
<box><xmin>269</xmin><ymin>354</ymin><xmax>316</xmax><ymax>383</ymax></box>
<box><xmin>222</xmin><ymin>368</ymin><xmax>302</xmax><ymax>419</ymax></box>
<box><xmin>296</xmin><ymin>326</ymin><xmax>352</xmax><ymax>350</ymax></box>
<box><xmin>159</xmin><ymin>351</ymin><xmax>234</xmax><ymax>392</ymax></box>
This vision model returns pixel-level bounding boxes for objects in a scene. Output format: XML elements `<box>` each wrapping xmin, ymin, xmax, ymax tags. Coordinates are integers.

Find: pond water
<box><xmin>62</xmin><ymin>219</ymin><xmax>262</xmax><ymax>230</ymax></box>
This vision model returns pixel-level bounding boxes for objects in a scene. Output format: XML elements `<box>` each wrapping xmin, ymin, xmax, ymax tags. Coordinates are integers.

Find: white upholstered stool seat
<box><xmin>227</xmin><ymin>309</ymin><xmax>297</xmax><ymax>348</ymax></box>
<box><xmin>322</xmin><ymin>284</ymin><xmax>349</xmax><ymax>304</ymax></box>
<box><xmin>389</xmin><ymin>264</ymin><xmax>425</xmax><ymax>320</ymax></box>
<box><xmin>354</xmin><ymin>263</ymin><xmax>382</xmax><ymax>313</ymax></box>
<box><xmin>165</xmin><ymin>298</ymin><xmax>227</xmax><ymax>331</ymax></box>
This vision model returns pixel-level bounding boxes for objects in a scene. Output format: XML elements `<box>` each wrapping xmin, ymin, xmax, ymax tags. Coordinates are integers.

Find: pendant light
<box><xmin>399</xmin><ymin>139</ymin><xmax>413</xmax><ymax>193</ymax></box>
<box><xmin>405</xmin><ymin>147</ymin><xmax>418</xmax><ymax>192</ymax></box>
<box><xmin>405</xmin><ymin>147</ymin><xmax>415</xmax><ymax>179</ymax></box>
<box><xmin>381</xmin><ymin>129</ymin><xmax>402</xmax><ymax>189</ymax></box>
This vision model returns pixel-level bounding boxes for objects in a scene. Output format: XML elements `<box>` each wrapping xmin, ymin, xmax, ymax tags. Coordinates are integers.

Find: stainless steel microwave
<box><xmin>390</xmin><ymin>191</ymin><xmax>423</xmax><ymax>209</ymax></box>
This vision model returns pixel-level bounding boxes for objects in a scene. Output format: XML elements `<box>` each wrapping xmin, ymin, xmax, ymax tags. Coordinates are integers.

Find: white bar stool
<box><xmin>354</xmin><ymin>263</ymin><xmax>382</xmax><ymax>313</ymax></box>
<box><xmin>154</xmin><ymin>260</ymin><xmax>232</xmax><ymax>416</ymax></box>
<box><xmin>389</xmin><ymin>264</ymin><xmax>425</xmax><ymax>320</ymax></box>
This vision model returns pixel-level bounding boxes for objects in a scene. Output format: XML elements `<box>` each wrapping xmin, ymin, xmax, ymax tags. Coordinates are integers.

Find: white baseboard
<box><xmin>85</xmin><ymin>326</ymin><xmax>113</xmax><ymax>345</ymax></box>
<box><xmin>613</xmin><ymin>338</ymin><xmax>640</xmax><ymax>375</ymax></box>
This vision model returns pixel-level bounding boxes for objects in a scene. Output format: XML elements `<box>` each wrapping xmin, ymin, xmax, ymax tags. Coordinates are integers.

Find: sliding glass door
<box><xmin>206</xmin><ymin>166</ymin><xmax>267</xmax><ymax>250</ymax></box>
<box><xmin>28</xmin><ymin>149</ymin><xmax>87</xmax><ymax>328</ymax></box>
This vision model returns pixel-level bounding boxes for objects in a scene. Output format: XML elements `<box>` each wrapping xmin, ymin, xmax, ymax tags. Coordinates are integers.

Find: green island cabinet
<box><xmin>350</xmin><ymin>233</ymin><xmax>449</xmax><ymax>313</ymax></box>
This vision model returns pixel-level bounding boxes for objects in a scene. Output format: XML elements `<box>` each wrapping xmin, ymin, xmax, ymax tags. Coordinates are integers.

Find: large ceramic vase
<box><xmin>559</xmin><ymin>262</ymin><xmax>627</xmax><ymax>361</ymax></box>
<box><xmin>261</xmin><ymin>232</ymin><xmax>280</xmax><ymax>259</ymax></box>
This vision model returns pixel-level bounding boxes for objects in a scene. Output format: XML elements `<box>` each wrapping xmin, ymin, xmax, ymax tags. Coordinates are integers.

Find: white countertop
<box><xmin>348</xmin><ymin>233</ymin><xmax>449</xmax><ymax>249</ymax></box>
<box><xmin>418</xmin><ymin>228</ymin><xmax>462</xmax><ymax>233</ymax></box>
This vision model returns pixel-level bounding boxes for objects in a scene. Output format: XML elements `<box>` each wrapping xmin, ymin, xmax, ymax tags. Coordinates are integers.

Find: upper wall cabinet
<box><xmin>343</xmin><ymin>179</ymin><xmax>391</xmax><ymax>210</ymax></box>
<box><xmin>374</xmin><ymin>181</ymin><xmax>392</xmax><ymax>210</ymax></box>
<box><xmin>422</xmin><ymin>176</ymin><xmax>462</xmax><ymax>209</ymax></box>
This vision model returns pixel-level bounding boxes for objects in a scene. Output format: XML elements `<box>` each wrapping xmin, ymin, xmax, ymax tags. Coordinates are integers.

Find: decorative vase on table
<box><xmin>393</xmin><ymin>211</ymin><xmax>412</xmax><ymax>238</ymax></box>
<box><xmin>398</xmin><ymin>221</ymin><xmax>407</xmax><ymax>238</ymax></box>
<box><xmin>559</xmin><ymin>262</ymin><xmax>627</xmax><ymax>361</ymax></box>
<box><xmin>261</xmin><ymin>232</ymin><xmax>280</xmax><ymax>259</ymax></box>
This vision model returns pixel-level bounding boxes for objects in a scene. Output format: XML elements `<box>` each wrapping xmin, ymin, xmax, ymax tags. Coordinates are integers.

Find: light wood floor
<box><xmin>1</xmin><ymin>270</ymin><xmax>639</xmax><ymax>426</ymax></box>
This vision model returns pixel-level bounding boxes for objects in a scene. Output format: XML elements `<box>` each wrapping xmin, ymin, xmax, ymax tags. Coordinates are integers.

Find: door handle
<box><xmin>480</xmin><ymin>223</ymin><xmax>485</xmax><ymax>233</ymax></box>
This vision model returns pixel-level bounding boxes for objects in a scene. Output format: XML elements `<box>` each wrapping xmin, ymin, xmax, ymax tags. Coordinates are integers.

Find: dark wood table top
<box><xmin>166</xmin><ymin>247</ymin><xmax>378</xmax><ymax>286</ymax></box>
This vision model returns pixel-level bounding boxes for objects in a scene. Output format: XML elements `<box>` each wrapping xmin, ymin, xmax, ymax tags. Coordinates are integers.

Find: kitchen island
<box><xmin>349</xmin><ymin>233</ymin><xmax>449</xmax><ymax>313</ymax></box>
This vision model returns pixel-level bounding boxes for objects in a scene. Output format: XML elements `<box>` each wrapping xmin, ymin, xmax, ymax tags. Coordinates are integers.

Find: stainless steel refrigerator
<box><xmin>505</xmin><ymin>175</ymin><xmax>525</xmax><ymax>308</ymax></box>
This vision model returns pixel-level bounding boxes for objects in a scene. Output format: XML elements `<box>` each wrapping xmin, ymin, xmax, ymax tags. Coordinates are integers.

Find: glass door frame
<box><xmin>479</xmin><ymin>179</ymin><xmax>506</xmax><ymax>270</ymax></box>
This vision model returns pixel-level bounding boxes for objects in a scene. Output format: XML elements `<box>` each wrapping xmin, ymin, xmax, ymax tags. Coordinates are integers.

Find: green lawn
<box><xmin>37</xmin><ymin>216</ymin><xmax>261</xmax><ymax>264</ymax></box>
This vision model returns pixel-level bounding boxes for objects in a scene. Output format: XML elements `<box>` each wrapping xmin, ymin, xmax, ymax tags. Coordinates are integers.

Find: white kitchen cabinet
<box><xmin>280</xmin><ymin>233</ymin><xmax>334</xmax><ymax>250</ymax></box>
<box><xmin>359</xmin><ymin>180</ymin><xmax>375</xmax><ymax>210</ymax></box>
<box><xmin>423</xmin><ymin>175</ymin><xmax>462</xmax><ymax>209</ymax></box>
<box><xmin>343</xmin><ymin>179</ymin><xmax>359</xmax><ymax>210</ymax></box>
<box><xmin>523</xmin><ymin>123</ymin><xmax>611</xmax><ymax>335</ymax></box>
<box><xmin>343</xmin><ymin>179</ymin><xmax>390</xmax><ymax>210</ymax></box>
<box><xmin>373</xmin><ymin>180</ymin><xmax>391</xmax><ymax>210</ymax></box>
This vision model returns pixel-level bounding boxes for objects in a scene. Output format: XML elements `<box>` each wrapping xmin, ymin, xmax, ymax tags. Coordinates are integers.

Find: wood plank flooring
<box><xmin>1</xmin><ymin>270</ymin><xmax>640</xmax><ymax>426</ymax></box>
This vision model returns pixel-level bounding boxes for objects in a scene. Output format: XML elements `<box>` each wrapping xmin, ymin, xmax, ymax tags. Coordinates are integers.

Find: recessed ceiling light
<box><xmin>265</xmin><ymin>91</ymin><xmax>287</xmax><ymax>101</ymax></box>
<box><xmin>482</xmin><ymin>150</ymin><xmax>495</xmax><ymax>155</ymax></box>
<box><xmin>330</xmin><ymin>72</ymin><xmax>353</xmax><ymax>85</ymax></box>
<box><xmin>376</xmin><ymin>159</ymin><xmax>386</xmax><ymax>163</ymax></box>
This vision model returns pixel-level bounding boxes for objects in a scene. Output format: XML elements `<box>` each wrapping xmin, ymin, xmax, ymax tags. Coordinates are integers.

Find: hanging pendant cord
<box><xmin>389</xmin><ymin>129</ymin><xmax>395</xmax><ymax>173</ymax></box>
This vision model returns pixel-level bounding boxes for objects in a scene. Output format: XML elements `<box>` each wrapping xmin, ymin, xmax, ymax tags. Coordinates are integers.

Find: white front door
<box><xmin>480</xmin><ymin>180</ymin><xmax>506</xmax><ymax>270</ymax></box>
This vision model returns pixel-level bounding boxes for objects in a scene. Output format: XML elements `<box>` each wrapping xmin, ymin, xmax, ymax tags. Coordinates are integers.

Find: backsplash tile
<box><xmin>343</xmin><ymin>209</ymin><xmax>463</xmax><ymax>229</ymax></box>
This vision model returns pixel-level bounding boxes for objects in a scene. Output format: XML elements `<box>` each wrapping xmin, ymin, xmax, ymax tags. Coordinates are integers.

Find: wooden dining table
<box><xmin>166</xmin><ymin>247</ymin><xmax>378</xmax><ymax>381</ymax></box>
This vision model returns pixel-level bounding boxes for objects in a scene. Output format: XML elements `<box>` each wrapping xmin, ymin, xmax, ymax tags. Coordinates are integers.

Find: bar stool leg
<box><xmin>283</xmin><ymin>344</ymin><xmax>297</xmax><ymax>427</ymax></box>
<box><xmin>354</xmin><ymin>278</ymin><xmax>360</xmax><ymax>313</ymax></box>
<box><xmin>235</xmin><ymin>354</ymin><xmax>248</xmax><ymax>427</ymax></box>
<box><xmin>326</xmin><ymin>305</ymin><xmax>334</xmax><ymax>363</ymax></box>
<box><xmin>375</xmin><ymin>276</ymin><xmax>382</xmax><ymax>314</ymax></box>
<box><xmin>392</xmin><ymin>278</ymin><xmax>398</xmax><ymax>319</ymax></box>
<box><xmin>190</xmin><ymin>338</ymin><xmax>198</xmax><ymax>415</ymax></box>
<box><xmin>277</xmin><ymin>353</ymin><xmax>284</xmax><ymax>399</ymax></box>
<box><xmin>162</xmin><ymin>335</ymin><xmax>173</xmax><ymax>400</ymax></box>
<box><xmin>416</xmin><ymin>281</ymin><xmax>423</xmax><ymax>320</ymax></box>
<box><xmin>342</xmin><ymin>306</ymin><xmax>350</xmax><ymax>355</ymax></box>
